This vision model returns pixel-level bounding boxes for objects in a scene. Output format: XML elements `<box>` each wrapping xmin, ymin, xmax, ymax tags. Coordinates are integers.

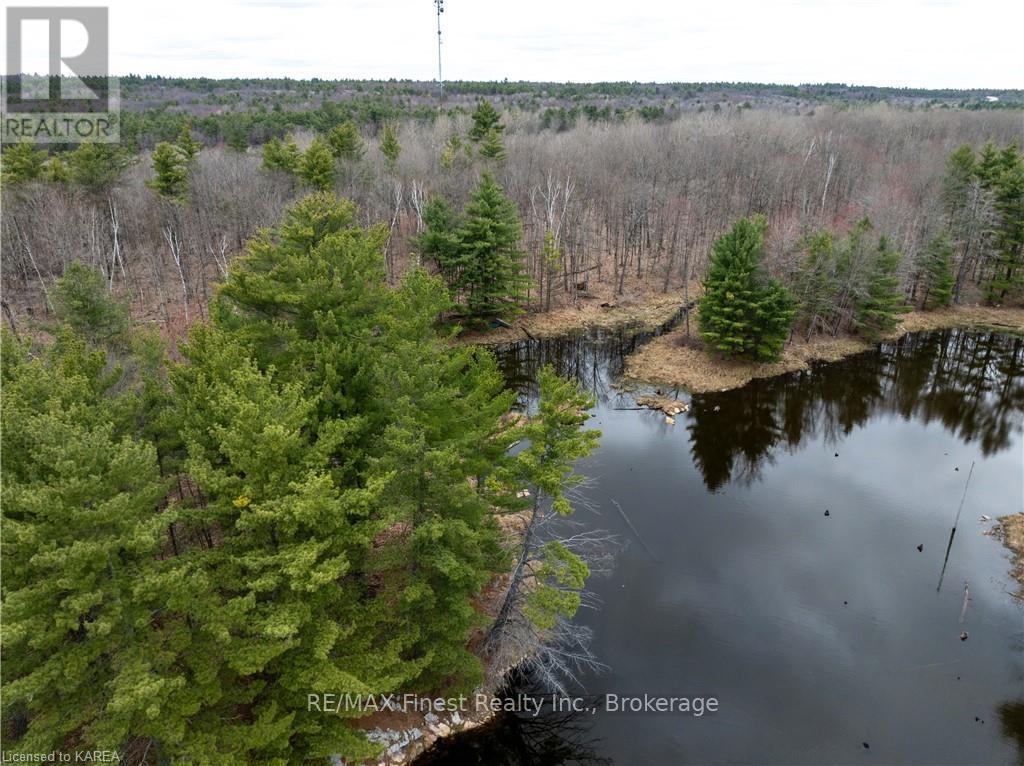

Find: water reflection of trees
<box><xmin>689</xmin><ymin>330</ymin><xmax>1024</xmax><ymax>491</ymax></box>
<box><xmin>997</xmin><ymin>698</ymin><xmax>1024</xmax><ymax>765</ymax></box>
<box><xmin>492</xmin><ymin>310</ymin><xmax>684</xmax><ymax>409</ymax></box>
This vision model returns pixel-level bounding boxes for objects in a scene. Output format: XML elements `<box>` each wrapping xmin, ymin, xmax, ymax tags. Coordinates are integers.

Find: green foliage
<box><xmin>299</xmin><ymin>137</ymin><xmax>336</xmax><ymax>191</ymax></box>
<box><xmin>980</xmin><ymin>142</ymin><xmax>1024</xmax><ymax>304</ymax></box>
<box><xmin>453</xmin><ymin>171</ymin><xmax>529</xmax><ymax>318</ymax></box>
<box><xmin>147</xmin><ymin>141</ymin><xmax>190</xmax><ymax>200</ymax></box>
<box><xmin>379</xmin><ymin>123</ymin><xmax>401</xmax><ymax>168</ymax></box>
<box><xmin>42</xmin><ymin>155</ymin><xmax>70</xmax><ymax>182</ymax></box>
<box><xmin>53</xmin><ymin>263</ymin><xmax>130</xmax><ymax>347</ymax></box>
<box><xmin>942</xmin><ymin>144</ymin><xmax>976</xmax><ymax>215</ymax></box>
<box><xmin>512</xmin><ymin>367</ymin><xmax>599</xmax><ymax>630</ymax></box>
<box><xmin>418</xmin><ymin>173</ymin><xmax>528</xmax><ymax>320</ymax></box>
<box><xmin>67</xmin><ymin>143</ymin><xmax>134</xmax><ymax>193</ymax></box>
<box><xmin>468</xmin><ymin>101</ymin><xmax>504</xmax><ymax>143</ymax></box>
<box><xmin>854</xmin><ymin>235</ymin><xmax>908</xmax><ymax>340</ymax></box>
<box><xmin>793</xmin><ymin>230</ymin><xmax>838</xmax><ymax>337</ymax></box>
<box><xmin>919</xmin><ymin>233</ymin><xmax>955</xmax><ymax>309</ymax></box>
<box><xmin>162</xmin><ymin>192</ymin><xmax>518</xmax><ymax>759</ymax></box>
<box><xmin>262</xmin><ymin>135</ymin><xmax>301</xmax><ymax>174</ymax></box>
<box><xmin>479</xmin><ymin>128</ymin><xmax>507</xmax><ymax>161</ymax></box>
<box><xmin>415</xmin><ymin>196</ymin><xmax>463</xmax><ymax>282</ymax></box>
<box><xmin>698</xmin><ymin>216</ymin><xmax>796</xmax><ymax>360</ymax></box>
<box><xmin>326</xmin><ymin>120</ymin><xmax>365</xmax><ymax>161</ymax></box>
<box><xmin>1</xmin><ymin>331</ymin><xmax>171</xmax><ymax>755</ymax></box>
<box><xmin>176</xmin><ymin>122</ymin><xmax>202</xmax><ymax>163</ymax></box>
<box><xmin>1</xmin><ymin>142</ymin><xmax>47</xmax><ymax>186</ymax></box>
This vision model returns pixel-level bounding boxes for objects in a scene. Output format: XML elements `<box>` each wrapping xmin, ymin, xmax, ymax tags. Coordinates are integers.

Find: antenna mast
<box><xmin>434</xmin><ymin>0</ymin><xmax>444</xmax><ymax>99</ymax></box>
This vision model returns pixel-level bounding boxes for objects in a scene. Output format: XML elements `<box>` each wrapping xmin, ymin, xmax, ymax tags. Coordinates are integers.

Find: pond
<box><xmin>418</xmin><ymin>325</ymin><xmax>1024</xmax><ymax>766</ymax></box>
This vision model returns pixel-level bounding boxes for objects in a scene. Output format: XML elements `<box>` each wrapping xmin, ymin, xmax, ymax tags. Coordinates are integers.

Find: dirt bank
<box><xmin>624</xmin><ymin>306</ymin><xmax>1024</xmax><ymax>394</ymax></box>
<box><xmin>456</xmin><ymin>281</ymin><xmax>695</xmax><ymax>345</ymax></box>
<box><xmin>993</xmin><ymin>513</ymin><xmax>1024</xmax><ymax>594</ymax></box>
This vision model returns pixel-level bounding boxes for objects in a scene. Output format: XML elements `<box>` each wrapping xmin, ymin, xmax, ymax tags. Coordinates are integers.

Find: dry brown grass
<box><xmin>456</xmin><ymin>280</ymin><xmax>696</xmax><ymax>345</ymax></box>
<box><xmin>624</xmin><ymin>305</ymin><xmax>1024</xmax><ymax>394</ymax></box>
<box><xmin>994</xmin><ymin>513</ymin><xmax>1024</xmax><ymax>591</ymax></box>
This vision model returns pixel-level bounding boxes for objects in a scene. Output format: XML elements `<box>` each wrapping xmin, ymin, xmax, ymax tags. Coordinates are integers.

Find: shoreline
<box><xmin>992</xmin><ymin>513</ymin><xmax>1024</xmax><ymax>596</ymax></box>
<box><xmin>455</xmin><ymin>285</ymin><xmax>693</xmax><ymax>346</ymax></box>
<box><xmin>623</xmin><ymin>306</ymin><xmax>1024</xmax><ymax>394</ymax></box>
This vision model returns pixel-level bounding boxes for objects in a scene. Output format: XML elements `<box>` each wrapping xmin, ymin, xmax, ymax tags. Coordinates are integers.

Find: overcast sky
<box><xmin>5</xmin><ymin>0</ymin><xmax>1023</xmax><ymax>88</ymax></box>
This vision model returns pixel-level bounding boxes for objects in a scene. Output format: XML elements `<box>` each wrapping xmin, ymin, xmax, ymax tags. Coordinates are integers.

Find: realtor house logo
<box><xmin>2</xmin><ymin>6</ymin><xmax>119</xmax><ymax>143</ymax></box>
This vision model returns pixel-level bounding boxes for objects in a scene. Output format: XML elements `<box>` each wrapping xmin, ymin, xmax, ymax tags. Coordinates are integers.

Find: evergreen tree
<box><xmin>414</xmin><ymin>196</ymin><xmax>463</xmax><ymax>284</ymax></box>
<box><xmin>53</xmin><ymin>263</ymin><xmax>130</xmax><ymax>347</ymax></box>
<box><xmin>698</xmin><ymin>216</ymin><xmax>796</xmax><ymax>360</ymax></box>
<box><xmin>380</xmin><ymin>124</ymin><xmax>401</xmax><ymax>169</ymax></box>
<box><xmin>452</xmin><ymin>172</ymin><xmax>529</xmax><ymax>320</ymax></box>
<box><xmin>262</xmin><ymin>135</ymin><xmax>301</xmax><ymax>174</ymax></box>
<box><xmin>42</xmin><ymin>154</ymin><xmax>70</xmax><ymax>183</ymax></box>
<box><xmin>919</xmin><ymin>233</ymin><xmax>955</xmax><ymax>309</ymax></box>
<box><xmin>854</xmin><ymin>235</ymin><xmax>908</xmax><ymax>340</ymax></box>
<box><xmin>165</xmin><ymin>192</ymin><xmax>519</xmax><ymax>761</ymax></box>
<box><xmin>299</xmin><ymin>137</ymin><xmax>335</xmax><ymax>191</ymax></box>
<box><xmin>479</xmin><ymin>128</ymin><xmax>507</xmax><ymax>161</ymax></box>
<box><xmin>982</xmin><ymin>142</ymin><xmax>1024</xmax><ymax>305</ymax></box>
<box><xmin>176</xmin><ymin>122</ymin><xmax>202</xmax><ymax>164</ymax></box>
<box><xmin>67</xmin><ymin>143</ymin><xmax>134</xmax><ymax>193</ymax></box>
<box><xmin>327</xmin><ymin>120</ymin><xmax>365</xmax><ymax>161</ymax></box>
<box><xmin>1</xmin><ymin>331</ymin><xmax>175</xmax><ymax>756</ymax></box>
<box><xmin>468</xmin><ymin>101</ymin><xmax>504</xmax><ymax>143</ymax></box>
<box><xmin>485</xmin><ymin>367</ymin><xmax>601</xmax><ymax>676</ymax></box>
<box><xmin>147</xmin><ymin>141</ymin><xmax>189</xmax><ymax>200</ymax></box>
<box><xmin>942</xmin><ymin>144</ymin><xmax>976</xmax><ymax>221</ymax></box>
<box><xmin>1</xmin><ymin>141</ymin><xmax>47</xmax><ymax>186</ymax></box>
<box><xmin>793</xmin><ymin>230</ymin><xmax>838</xmax><ymax>338</ymax></box>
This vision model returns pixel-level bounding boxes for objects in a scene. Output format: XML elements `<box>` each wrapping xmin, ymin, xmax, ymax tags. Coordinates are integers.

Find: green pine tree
<box><xmin>380</xmin><ymin>124</ymin><xmax>401</xmax><ymax>169</ymax></box>
<box><xmin>414</xmin><ymin>196</ymin><xmax>463</xmax><ymax>284</ymax></box>
<box><xmin>478</xmin><ymin>128</ymin><xmax>507</xmax><ymax>161</ymax></box>
<box><xmin>485</xmin><ymin>367</ymin><xmax>600</xmax><ymax>661</ymax></box>
<box><xmin>147</xmin><ymin>141</ymin><xmax>189</xmax><ymax>200</ymax></box>
<box><xmin>176</xmin><ymin>122</ymin><xmax>202</xmax><ymax>164</ymax></box>
<box><xmin>42</xmin><ymin>154</ymin><xmax>70</xmax><ymax>183</ymax></box>
<box><xmin>919</xmin><ymin>233</ymin><xmax>955</xmax><ymax>309</ymax></box>
<box><xmin>982</xmin><ymin>143</ymin><xmax>1024</xmax><ymax>305</ymax></box>
<box><xmin>53</xmin><ymin>263</ymin><xmax>130</xmax><ymax>347</ymax></box>
<box><xmin>67</xmin><ymin>143</ymin><xmax>134</xmax><ymax>193</ymax></box>
<box><xmin>698</xmin><ymin>216</ymin><xmax>796</xmax><ymax>360</ymax></box>
<box><xmin>1</xmin><ymin>330</ymin><xmax>173</xmax><ymax>756</ymax></box>
<box><xmin>299</xmin><ymin>137</ymin><xmax>335</xmax><ymax>191</ymax></box>
<box><xmin>326</xmin><ymin>121</ymin><xmax>365</xmax><ymax>161</ymax></box>
<box><xmin>468</xmin><ymin>101</ymin><xmax>504</xmax><ymax>143</ymax></box>
<box><xmin>793</xmin><ymin>230</ymin><xmax>838</xmax><ymax>338</ymax></box>
<box><xmin>1</xmin><ymin>141</ymin><xmax>47</xmax><ymax>186</ymax></box>
<box><xmin>164</xmin><ymin>192</ymin><xmax>520</xmax><ymax>761</ymax></box>
<box><xmin>452</xmin><ymin>172</ymin><xmax>529</xmax><ymax>320</ymax></box>
<box><xmin>854</xmin><ymin>235</ymin><xmax>908</xmax><ymax>340</ymax></box>
<box><xmin>262</xmin><ymin>135</ymin><xmax>302</xmax><ymax>174</ymax></box>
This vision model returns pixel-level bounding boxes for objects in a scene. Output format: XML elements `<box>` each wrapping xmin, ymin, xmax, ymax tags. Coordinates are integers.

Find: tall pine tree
<box><xmin>698</xmin><ymin>216</ymin><xmax>796</xmax><ymax>360</ymax></box>
<box><xmin>854</xmin><ymin>235</ymin><xmax>908</xmax><ymax>340</ymax></box>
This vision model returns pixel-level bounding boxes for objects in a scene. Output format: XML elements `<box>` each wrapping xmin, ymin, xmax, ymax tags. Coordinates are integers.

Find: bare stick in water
<box><xmin>937</xmin><ymin>461</ymin><xmax>976</xmax><ymax>593</ymax></box>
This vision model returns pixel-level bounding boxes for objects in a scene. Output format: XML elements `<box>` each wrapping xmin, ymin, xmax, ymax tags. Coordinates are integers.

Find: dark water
<box><xmin>420</xmin><ymin>326</ymin><xmax>1024</xmax><ymax>766</ymax></box>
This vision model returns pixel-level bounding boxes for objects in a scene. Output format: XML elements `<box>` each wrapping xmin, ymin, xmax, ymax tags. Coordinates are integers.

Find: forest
<box><xmin>2</xmin><ymin>90</ymin><xmax>1023</xmax><ymax>763</ymax></box>
<box><xmin>3</xmin><ymin>102</ymin><xmax>1022</xmax><ymax>338</ymax></box>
